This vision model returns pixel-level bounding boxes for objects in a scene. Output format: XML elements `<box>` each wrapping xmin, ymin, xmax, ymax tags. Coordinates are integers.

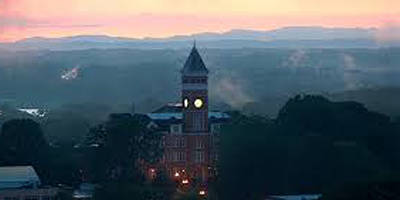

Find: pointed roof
<box><xmin>182</xmin><ymin>45</ymin><xmax>208</xmax><ymax>75</ymax></box>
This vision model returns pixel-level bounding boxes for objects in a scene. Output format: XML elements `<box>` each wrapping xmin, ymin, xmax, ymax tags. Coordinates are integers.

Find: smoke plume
<box><xmin>211</xmin><ymin>75</ymin><xmax>254</xmax><ymax>109</ymax></box>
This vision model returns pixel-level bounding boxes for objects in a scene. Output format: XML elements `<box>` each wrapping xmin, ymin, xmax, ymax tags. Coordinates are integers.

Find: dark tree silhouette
<box><xmin>85</xmin><ymin>113</ymin><xmax>163</xmax><ymax>182</ymax></box>
<box><xmin>0</xmin><ymin>119</ymin><xmax>48</xmax><ymax>166</ymax></box>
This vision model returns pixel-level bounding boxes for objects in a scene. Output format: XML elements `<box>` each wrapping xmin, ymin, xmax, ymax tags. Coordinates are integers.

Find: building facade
<box><xmin>141</xmin><ymin>46</ymin><xmax>229</xmax><ymax>183</ymax></box>
<box><xmin>174</xmin><ymin>44</ymin><xmax>210</xmax><ymax>182</ymax></box>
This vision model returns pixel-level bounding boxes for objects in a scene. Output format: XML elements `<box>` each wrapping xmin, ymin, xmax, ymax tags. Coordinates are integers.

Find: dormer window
<box><xmin>170</xmin><ymin>124</ymin><xmax>182</xmax><ymax>134</ymax></box>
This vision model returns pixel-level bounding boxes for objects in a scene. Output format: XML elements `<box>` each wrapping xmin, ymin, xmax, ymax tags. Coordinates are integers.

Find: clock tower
<box><xmin>181</xmin><ymin>44</ymin><xmax>211</xmax><ymax>181</ymax></box>
<box><xmin>182</xmin><ymin>44</ymin><xmax>209</xmax><ymax>133</ymax></box>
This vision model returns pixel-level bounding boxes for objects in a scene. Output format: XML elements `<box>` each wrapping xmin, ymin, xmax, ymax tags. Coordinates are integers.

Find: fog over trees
<box><xmin>0</xmin><ymin>42</ymin><xmax>400</xmax><ymax>199</ymax></box>
<box><xmin>0</xmin><ymin>47</ymin><xmax>399</xmax><ymax>117</ymax></box>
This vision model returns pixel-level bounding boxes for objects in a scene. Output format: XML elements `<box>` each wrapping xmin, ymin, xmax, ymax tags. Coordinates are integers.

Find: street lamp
<box><xmin>199</xmin><ymin>190</ymin><xmax>206</xmax><ymax>196</ymax></box>
<box><xmin>182</xmin><ymin>179</ymin><xmax>189</xmax><ymax>184</ymax></box>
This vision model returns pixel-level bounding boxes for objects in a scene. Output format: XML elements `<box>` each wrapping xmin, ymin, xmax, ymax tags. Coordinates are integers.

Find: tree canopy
<box><xmin>0</xmin><ymin>118</ymin><xmax>48</xmax><ymax>166</ymax></box>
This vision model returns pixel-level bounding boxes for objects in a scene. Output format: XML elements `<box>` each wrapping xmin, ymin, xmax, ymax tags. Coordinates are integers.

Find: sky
<box><xmin>0</xmin><ymin>0</ymin><xmax>399</xmax><ymax>42</ymax></box>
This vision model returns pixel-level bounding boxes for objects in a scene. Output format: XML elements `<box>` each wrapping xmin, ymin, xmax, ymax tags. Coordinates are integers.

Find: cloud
<box><xmin>0</xmin><ymin>16</ymin><xmax>101</xmax><ymax>29</ymax></box>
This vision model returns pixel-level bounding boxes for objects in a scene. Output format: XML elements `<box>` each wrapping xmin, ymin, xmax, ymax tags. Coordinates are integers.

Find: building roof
<box><xmin>147</xmin><ymin>112</ymin><xmax>230</xmax><ymax>121</ymax></box>
<box><xmin>0</xmin><ymin>166</ymin><xmax>41</xmax><ymax>190</ymax></box>
<box><xmin>151</xmin><ymin>103</ymin><xmax>182</xmax><ymax>113</ymax></box>
<box><xmin>148</xmin><ymin>103</ymin><xmax>230</xmax><ymax>124</ymax></box>
<box><xmin>182</xmin><ymin>45</ymin><xmax>208</xmax><ymax>75</ymax></box>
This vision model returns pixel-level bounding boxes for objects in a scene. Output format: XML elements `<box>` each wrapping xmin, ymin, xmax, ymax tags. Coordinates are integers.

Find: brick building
<box><xmin>139</xmin><ymin>45</ymin><xmax>229</xmax><ymax>183</ymax></box>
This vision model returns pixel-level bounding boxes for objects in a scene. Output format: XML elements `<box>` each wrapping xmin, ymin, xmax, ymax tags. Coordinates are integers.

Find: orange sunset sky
<box><xmin>0</xmin><ymin>0</ymin><xmax>399</xmax><ymax>42</ymax></box>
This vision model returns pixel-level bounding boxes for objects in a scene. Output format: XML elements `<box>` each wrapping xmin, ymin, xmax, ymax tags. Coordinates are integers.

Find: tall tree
<box><xmin>0</xmin><ymin>119</ymin><xmax>48</xmax><ymax>166</ymax></box>
<box><xmin>85</xmin><ymin>113</ymin><xmax>163</xmax><ymax>182</ymax></box>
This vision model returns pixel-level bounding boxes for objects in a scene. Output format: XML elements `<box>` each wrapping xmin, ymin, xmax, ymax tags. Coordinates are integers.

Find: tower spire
<box><xmin>181</xmin><ymin>40</ymin><xmax>208</xmax><ymax>75</ymax></box>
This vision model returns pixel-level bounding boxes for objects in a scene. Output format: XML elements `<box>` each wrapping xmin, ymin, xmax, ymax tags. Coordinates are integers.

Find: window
<box><xmin>195</xmin><ymin>151</ymin><xmax>205</xmax><ymax>162</ymax></box>
<box><xmin>173</xmin><ymin>137</ymin><xmax>185</xmax><ymax>147</ymax></box>
<box><xmin>178</xmin><ymin>151</ymin><xmax>186</xmax><ymax>161</ymax></box>
<box><xmin>168</xmin><ymin>151</ymin><xmax>173</xmax><ymax>161</ymax></box>
<box><xmin>160</xmin><ymin>136</ymin><xmax>166</xmax><ymax>147</ymax></box>
<box><xmin>174</xmin><ymin>137</ymin><xmax>179</xmax><ymax>147</ymax></box>
<box><xmin>196</xmin><ymin>138</ymin><xmax>205</xmax><ymax>149</ymax></box>
<box><xmin>179</xmin><ymin>137</ymin><xmax>186</xmax><ymax>147</ymax></box>
<box><xmin>193</xmin><ymin>112</ymin><xmax>205</xmax><ymax>131</ymax></box>
<box><xmin>173</xmin><ymin>151</ymin><xmax>186</xmax><ymax>161</ymax></box>
<box><xmin>173</xmin><ymin>151</ymin><xmax>177</xmax><ymax>161</ymax></box>
<box><xmin>170</xmin><ymin>124</ymin><xmax>181</xmax><ymax>134</ymax></box>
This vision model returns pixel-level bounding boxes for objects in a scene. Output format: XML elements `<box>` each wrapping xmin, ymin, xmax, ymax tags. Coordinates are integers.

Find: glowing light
<box><xmin>199</xmin><ymin>190</ymin><xmax>206</xmax><ymax>196</ymax></box>
<box><xmin>174</xmin><ymin>172</ymin><xmax>180</xmax><ymax>177</ymax></box>
<box><xmin>182</xmin><ymin>179</ymin><xmax>189</xmax><ymax>184</ymax></box>
<box><xmin>194</xmin><ymin>99</ymin><xmax>203</xmax><ymax>108</ymax></box>
<box><xmin>184</xmin><ymin>99</ymin><xmax>189</xmax><ymax>108</ymax></box>
<box><xmin>150</xmin><ymin>168</ymin><xmax>155</xmax><ymax>173</ymax></box>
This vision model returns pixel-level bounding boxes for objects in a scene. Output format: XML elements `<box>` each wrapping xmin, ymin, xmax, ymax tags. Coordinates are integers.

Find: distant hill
<box><xmin>170</xmin><ymin>26</ymin><xmax>377</xmax><ymax>41</ymax></box>
<box><xmin>1</xmin><ymin>26</ymin><xmax>397</xmax><ymax>51</ymax></box>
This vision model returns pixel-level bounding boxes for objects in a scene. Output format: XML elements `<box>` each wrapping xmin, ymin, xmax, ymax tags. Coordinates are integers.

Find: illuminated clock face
<box><xmin>183</xmin><ymin>98</ymin><xmax>189</xmax><ymax>108</ymax></box>
<box><xmin>194</xmin><ymin>98</ymin><xmax>204</xmax><ymax>108</ymax></box>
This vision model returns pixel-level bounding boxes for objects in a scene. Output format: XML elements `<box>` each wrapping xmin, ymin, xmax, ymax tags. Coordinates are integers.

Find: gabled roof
<box><xmin>0</xmin><ymin>166</ymin><xmax>41</xmax><ymax>189</ymax></box>
<box><xmin>151</xmin><ymin>103</ymin><xmax>182</xmax><ymax>113</ymax></box>
<box><xmin>182</xmin><ymin>45</ymin><xmax>208</xmax><ymax>75</ymax></box>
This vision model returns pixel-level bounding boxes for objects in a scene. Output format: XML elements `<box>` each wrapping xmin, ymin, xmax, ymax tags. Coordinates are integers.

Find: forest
<box><xmin>1</xmin><ymin>94</ymin><xmax>399</xmax><ymax>199</ymax></box>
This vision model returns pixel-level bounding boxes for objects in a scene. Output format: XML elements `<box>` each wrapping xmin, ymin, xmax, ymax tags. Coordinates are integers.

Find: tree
<box><xmin>85</xmin><ymin>113</ymin><xmax>163</xmax><ymax>182</ymax></box>
<box><xmin>218</xmin><ymin>95</ymin><xmax>400</xmax><ymax>199</ymax></box>
<box><xmin>0</xmin><ymin>119</ymin><xmax>48</xmax><ymax>166</ymax></box>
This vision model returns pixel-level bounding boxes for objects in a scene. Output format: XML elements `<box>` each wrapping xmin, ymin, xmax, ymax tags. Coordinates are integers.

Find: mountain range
<box><xmin>1</xmin><ymin>26</ymin><xmax>398</xmax><ymax>51</ymax></box>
